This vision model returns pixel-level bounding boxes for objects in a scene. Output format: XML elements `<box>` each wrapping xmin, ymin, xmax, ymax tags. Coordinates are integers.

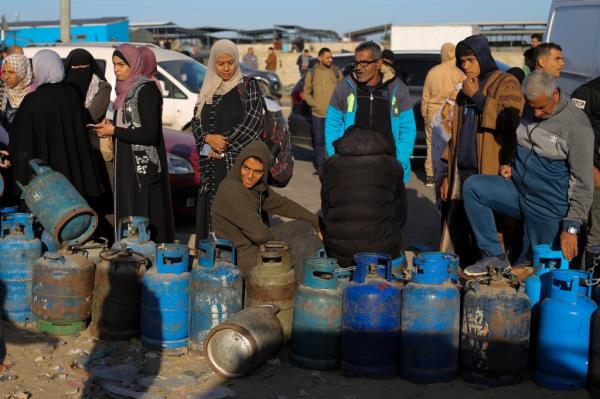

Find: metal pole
<box><xmin>60</xmin><ymin>0</ymin><xmax>71</xmax><ymax>43</ymax></box>
<box><xmin>1</xmin><ymin>15</ymin><xmax>6</xmax><ymax>47</ymax></box>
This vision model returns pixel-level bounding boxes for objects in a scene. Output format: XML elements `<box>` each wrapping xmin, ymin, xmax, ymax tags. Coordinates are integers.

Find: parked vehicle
<box><xmin>239</xmin><ymin>64</ymin><xmax>282</xmax><ymax>99</ymax></box>
<box><xmin>545</xmin><ymin>0</ymin><xmax>600</xmax><ymax>96</ymax></box>
<box><xmin>289</xmin><ymin>51</ymin><xmax>509</xmax><ymax>161</ymax></box>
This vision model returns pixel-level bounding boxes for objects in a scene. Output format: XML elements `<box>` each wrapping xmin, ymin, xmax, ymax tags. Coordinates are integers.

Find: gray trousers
<box><xmin>588</xmin><ymin>187</ymin><xmax>600</xmax><ymax>248</ymax></box>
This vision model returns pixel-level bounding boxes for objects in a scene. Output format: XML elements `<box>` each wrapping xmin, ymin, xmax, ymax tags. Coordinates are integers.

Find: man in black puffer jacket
<box><xmin>320</xmin><ymin>127</ymin><xmax>407</xmax><ymax>267</ymax></box>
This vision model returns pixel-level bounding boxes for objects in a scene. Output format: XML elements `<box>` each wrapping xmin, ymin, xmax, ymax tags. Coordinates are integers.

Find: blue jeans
<box><xmin>463</xmin><ymin>175</ymin><xmax>561</xmax><ymax>257</ymax></box>
<box><xmin>311</xmin><ymin>116</ymin><xmax>325</xmax><ymax>170</ymax></box>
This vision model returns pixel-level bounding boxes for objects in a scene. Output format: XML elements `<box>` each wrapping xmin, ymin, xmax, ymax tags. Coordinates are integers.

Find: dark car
<box><xmin>239</xmin><ymin>64</ymin><xmax>282</xmax><ymax>100</ymax></box>
<box><xmin>289</xmin><ymin>52</ymin><xmax>510</xmax><ymax>161</ymax></box>
<box><xmin>163</xmin><ymin>128</ymin><xmax>200</xmax><ymax>218</ymax></box>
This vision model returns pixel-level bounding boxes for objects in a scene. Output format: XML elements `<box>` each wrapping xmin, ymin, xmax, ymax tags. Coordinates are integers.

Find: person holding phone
<box><xmin>92</xmin><ymin>43</ymin><xmax>174</xmax><ymax>243</ymax></box>
<box><xmin>191</xmin><ymin>39</ymin><xmax>264</xmax><ymax>243</ymax></box>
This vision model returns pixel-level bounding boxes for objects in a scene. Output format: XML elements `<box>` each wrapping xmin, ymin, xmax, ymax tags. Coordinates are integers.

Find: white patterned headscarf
<box><xmin>1</xmin><ymin>54</ymin><xmax>32</xmax><ymax>110</ymax></box>
<box><xmin>32</xmin><ymin>50</ymin><xmax>65</xmax><ymax>86</ymax></box>
<box><xmin>194</xmin><ymin>39</ymin><xmax>243</xmax><ymax>117</ymax></box>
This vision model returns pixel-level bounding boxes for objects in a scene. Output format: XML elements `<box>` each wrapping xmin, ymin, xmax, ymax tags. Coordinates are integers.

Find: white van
<box><xmin>23</xmin><ymin>43</ymin><xmax>206</xmax><ymax>131</ymax></box>
<box><xmin>546</xmin><ymin>0</ymin><xmax>600</xmax><ymax>95</ymax></box>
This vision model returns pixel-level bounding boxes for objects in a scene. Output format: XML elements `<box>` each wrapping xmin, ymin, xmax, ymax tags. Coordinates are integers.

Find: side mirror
<box><xmin>158</xmin><ymin>80</ymin><xmax>170</xmax><ymax>97</ymax></box>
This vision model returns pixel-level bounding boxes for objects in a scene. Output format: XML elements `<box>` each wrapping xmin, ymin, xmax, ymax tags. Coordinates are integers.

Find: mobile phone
<box><xmin>86</xmin><ymin>124</ymin><xmax>97</xmax><ymax>129</ymax></box>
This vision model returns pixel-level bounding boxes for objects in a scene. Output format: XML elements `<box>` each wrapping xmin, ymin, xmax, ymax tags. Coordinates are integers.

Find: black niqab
<box><xmin>63</xmin><ymin>49</ymin><xmax>106</xmax><ymax>102</ymax></box>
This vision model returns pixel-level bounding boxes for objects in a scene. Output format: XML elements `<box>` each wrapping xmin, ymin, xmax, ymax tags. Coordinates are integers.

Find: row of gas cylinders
<box><xmin>0</xmin><ymin>212</ymin><xmax>293</xmax><ymax>354</ymax></box>
<box><xmin>290</xmin><ymin>247</ymin><xmax>600</xmax><ymax>393</ymax></box>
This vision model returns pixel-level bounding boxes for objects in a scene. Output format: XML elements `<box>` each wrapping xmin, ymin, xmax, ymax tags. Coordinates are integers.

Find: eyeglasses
<box><xmin>352</xmin><ymin>58</ymin><xmax>379</xmax><ymax>68</ymax></box>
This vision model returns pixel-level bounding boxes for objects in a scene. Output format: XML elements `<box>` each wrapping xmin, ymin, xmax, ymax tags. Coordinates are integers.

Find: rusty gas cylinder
<box><xmin>245</xmin><ymin>242</ymin><xmax>296</xmax><ymax>341</ymax></box>
<box><xmin>32</xmin><ymin>248</ymin><xmax>95</xmax><ymax>335</ymax></box>
<box><xmin>89</xmin><ymin>245</ymin><xmax>148</xmax><ymax>340</ymax></box>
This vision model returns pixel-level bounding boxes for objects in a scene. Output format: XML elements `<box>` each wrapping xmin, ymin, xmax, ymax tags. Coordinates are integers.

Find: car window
<box><xmin>394</xmin><ymin>58</ymin><xmax>439</xmax><ymax>86</ymax></box>
<box><xmin>548</xmin><ymin>5</ymin><xmax>600</xmax><ymax>79</ymax></box>
<box><xmin>159</xmin><ymin>60</ymin><xmax>206</xmax><ymax>93</ymax></box>
<box><xmin>157</xmin><ymin>73</ymin><xmax>187</xmax><ymax>99</ymax></box>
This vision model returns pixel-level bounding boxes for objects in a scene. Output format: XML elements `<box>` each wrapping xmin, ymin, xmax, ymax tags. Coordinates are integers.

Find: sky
<box><xmin>3</xmin><ymin>0</ymin><xmax>553</xmax><ymax>34</ymax></box>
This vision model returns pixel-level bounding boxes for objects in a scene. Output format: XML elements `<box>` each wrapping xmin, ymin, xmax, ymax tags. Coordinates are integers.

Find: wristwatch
<box><xmin>566</xmin><ymin>226</ymin><xmax>579</xmax><ymax>235</ymax></box>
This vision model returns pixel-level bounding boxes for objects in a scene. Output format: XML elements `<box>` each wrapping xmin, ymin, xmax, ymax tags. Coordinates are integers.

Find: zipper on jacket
<box><xmin>369</xmin><ymin>93</ymin><xmax>374</xmax><ymax>128</ymax></box>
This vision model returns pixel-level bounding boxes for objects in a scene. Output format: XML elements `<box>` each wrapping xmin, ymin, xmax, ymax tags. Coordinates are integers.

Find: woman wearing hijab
<box><xmin>64</xmin><ymin>49</ymin><xmax>115</xmax><ymax>240</ymax></box>
<box><xmin>138</xmin><ymin>46</ymin><xmax>162</xmax><ymax>91</ymax></box>
<box><xmin>0</xmin><ymin>54</ymin><xmax>32</xmax><ymax>130</ymax></box>
<box><xmin>191</xmin><ymin>39</ymin><xmax>264</xmax><ymax>242</ymax></box>
<box><xmin>63</xmin><ymin>49</ymin><xmax>111</xmax><ymax>124</ymax></box>
<box><xmin>93</xmin><ymin>43</ymin><xmax>175</xmax><ymax>244</ymax></box>
<box><xmin>8</xmin><ymin>49</ymin><xmax>103</xmax><ymax>199</ymax></box>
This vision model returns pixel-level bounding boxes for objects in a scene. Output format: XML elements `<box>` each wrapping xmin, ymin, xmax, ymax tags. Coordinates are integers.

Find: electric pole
<box><xmin>60</xmin><ymin>0</ymin><xmax>71</xmax><ymax>43</ymax></box>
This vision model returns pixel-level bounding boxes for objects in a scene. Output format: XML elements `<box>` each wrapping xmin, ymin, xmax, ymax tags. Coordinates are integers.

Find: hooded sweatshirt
<box><xmin>455</xmin><ymin>35</ymin><xmax>499</xmax><ymax>174</ymax></box>
<box><xmin>321</xmin><ymin>127</ymin><xmax>406</xmax><ymax>267</ymax></box>
<box><xmin>421</xmin><ymin>43</ymin><xmax>465</xmax><ymax>121</ymax></box>
<box><xmin>212</xmin><ymin>141</ymin><xmax>319</xmax><ymax>276</ymax></box>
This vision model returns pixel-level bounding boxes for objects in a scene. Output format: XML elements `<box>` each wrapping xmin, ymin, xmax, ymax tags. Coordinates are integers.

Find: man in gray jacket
<box><xmin>461</xmin><ymin>71</ymin><xmax>594</xmax><ymax>276</ymax></box>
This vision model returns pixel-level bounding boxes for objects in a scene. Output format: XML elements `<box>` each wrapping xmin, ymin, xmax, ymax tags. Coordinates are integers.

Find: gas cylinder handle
<box><xmin>43</xmin><ymin>251</ymin><xmax>65</xmax><ymax>262</ymax></box>
<box><xmin>117</xmin><ymin>216</ymin><xmax>150</xmax><ymax>241</ymax></box>
<box><xmin>28</xmin><ymin>158</ymin><xmax>52</xmax><ymax>176</ymax></box>
<box><xmin>68</xmin><ymin>245</ymin><xmax>90</xmax><ymax>258</ymax></box>
<box><xmin>259</xmin><ymin>304</ymin><xmax>280</xmax><ymax>315</ymax></box>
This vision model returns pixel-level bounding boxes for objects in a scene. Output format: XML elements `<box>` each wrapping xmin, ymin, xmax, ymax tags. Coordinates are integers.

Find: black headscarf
<box><xmin>63</xmin><ymin>49</ymin><xmax>106</xmax><ymax>102</ymax></box>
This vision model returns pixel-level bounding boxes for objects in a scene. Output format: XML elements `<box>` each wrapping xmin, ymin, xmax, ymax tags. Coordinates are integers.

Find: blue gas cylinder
<box><xmin>525</xmin><ymin>244</ymin><xmax>570</xmax><ymax>309</ymax></box>
<box><xmin>141</xmin><ymin>243</ymin><xmax>190</xmax><ymax>351</ymax></box>
<box><xmin>399</xmin><ymin>251</ymin><xmax>460</xmax><ymax>383</ymax></box>
<box><xmin>535</xmin><ymin>270</ymin><xmax>597</xmax><ymax>390</ymax></box>
<box><xmin>292</xmin><ymin>256</ymin><xmax>343</xmax><ymax>370</ymax></box>
<box><xmin>189</xmin><ymin>238</ymin><xmax>242</xmax><ymax>351</ymax></box>
<box><xmin>415</xmin><ymin>252</ymin><xmax>460</xmax><ymax>287</ymax></box>
<box><xmin>341</xmin><ymin>252</ymin><xmax>401</xmax><ymax>378</ymax></box>
<box><xmin>17</xmin><ymin>159</ymin><xmax>97</xmax><ymax>246</ymax></box>
<box><xmin>113</xmin><ymin>216</ymin><xmax>156</xmax><ymax>266</ymax></box>
<box><xmin>0</xmin><ymin>213</ymin><xmax>42</xmax><ymax>324</ymax></box>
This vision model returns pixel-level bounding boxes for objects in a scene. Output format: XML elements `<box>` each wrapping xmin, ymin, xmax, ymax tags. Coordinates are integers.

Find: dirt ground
<box><xmin>0</xmin><ymin>149</ymin><xmax>592</xmax><ymax>399</ymax></box>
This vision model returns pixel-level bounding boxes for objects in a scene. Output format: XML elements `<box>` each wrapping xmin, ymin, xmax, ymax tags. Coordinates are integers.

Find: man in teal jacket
<box><xmin>324</xmin><ymin>41</ymin><xmax>417</xmax><ymax>182</ymax></box>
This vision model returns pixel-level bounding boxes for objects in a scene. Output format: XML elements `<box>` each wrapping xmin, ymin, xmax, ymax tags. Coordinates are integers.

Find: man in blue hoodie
<box><xmin>324</xmin><ymin>41</ymin><xmax>416</xmax><ymax>183</ymax></box>
<box><xmin>440</xmin><ymin>35</ymin><xmax>524</xmax><ymax>266</ymax></box>
<box><xmin>462</xmin><ymin>71</ymin><xmax>594</xmax><ymax>276</ymax></box>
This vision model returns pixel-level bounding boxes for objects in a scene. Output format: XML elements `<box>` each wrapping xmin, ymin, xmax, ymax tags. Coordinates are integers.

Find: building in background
<box><xmin>4</xmin><ymin>17</ymin><xmax>129</xmax><ymax>46</ymax></box>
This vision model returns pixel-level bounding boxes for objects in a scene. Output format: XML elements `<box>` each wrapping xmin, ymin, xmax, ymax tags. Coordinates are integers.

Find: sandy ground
<box><xmin>0</xmin><ymin>144</ymin><xmax>590</xmax><ymax>399</ymax></box>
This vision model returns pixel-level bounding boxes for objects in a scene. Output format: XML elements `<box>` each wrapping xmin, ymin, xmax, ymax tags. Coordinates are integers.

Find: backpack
<box><xmin>239</xmin><ymin>77</ymin><xmax>294</xmax><ymax>187</ymax></box>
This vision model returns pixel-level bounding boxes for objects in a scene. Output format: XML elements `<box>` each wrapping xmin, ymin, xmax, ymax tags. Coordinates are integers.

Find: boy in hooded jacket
<box><xmin>439</xmin><ymin>34</ymin><xmax>524</xmax><ymax>267</ymax></box>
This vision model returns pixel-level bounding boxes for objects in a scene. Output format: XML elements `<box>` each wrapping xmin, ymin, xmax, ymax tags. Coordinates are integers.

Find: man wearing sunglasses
<box><xmin>324</xmin><ymin>41</ymin><xmax>416</xmax><ymax>184</ymax></box>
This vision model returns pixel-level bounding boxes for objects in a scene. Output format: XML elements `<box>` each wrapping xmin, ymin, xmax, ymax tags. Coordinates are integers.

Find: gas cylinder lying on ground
<box><xmin>204</xmin><ymin>304</ymin><xmax>283</xmax><ymax>378</ymax></box>
<box><xmin>291</xmin><ymin>255</ymin><xmax>343</xmax><ymax>370</ymax></box>
<box><xmin>461</xmin><ymin>266</ymin><xmax>530</xmax><ymax>386</ymax></box>
<box><xmin>245</xmin><ymin>242</ymin><xmax>295</xmax><ymax>341</ymax></box>
<box><xmin>189</xmin><ymin>238</ymin><xmax>242</xmax><ymax>352</ymax></box>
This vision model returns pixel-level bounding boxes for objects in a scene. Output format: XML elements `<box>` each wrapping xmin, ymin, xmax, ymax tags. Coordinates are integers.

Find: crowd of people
<box><xmin>0</xmin><ymin>32</ymin><xmax>597</xmax><ymax>278</ymax></box>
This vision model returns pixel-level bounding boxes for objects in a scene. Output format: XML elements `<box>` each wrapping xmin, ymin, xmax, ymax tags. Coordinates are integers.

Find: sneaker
<box><xmin>463</xmin><ymin>255</ymin><xmax>511</xmax><ymax>277</ymax></box>
<box><xmin>425</xmin><ymin>176</ymin><xmax>435</xmax><ymax>187</ymax></box>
